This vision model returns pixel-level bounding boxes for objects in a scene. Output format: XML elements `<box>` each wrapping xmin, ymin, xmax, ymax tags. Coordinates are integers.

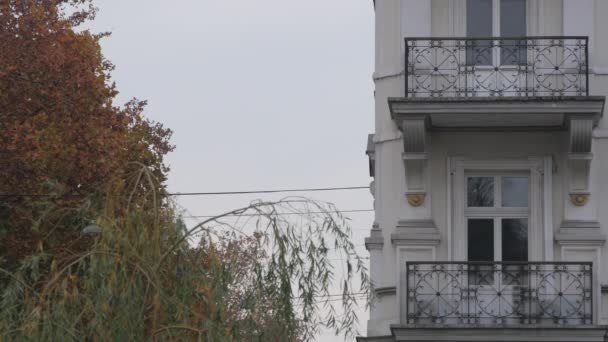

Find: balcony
<box><xmin>405</xmin><ymin>262</ymin><xmax>593</xmax><ymax>326</ymax></box>
<box><xmin>388</xmin><ymin>38</ymin><xmax>604</xmax><ymax>208</ymax></box>
<box><xmin>405</xmin><ymin>36</ymin><xmax>588</xmax><ymax>97</ymax></box>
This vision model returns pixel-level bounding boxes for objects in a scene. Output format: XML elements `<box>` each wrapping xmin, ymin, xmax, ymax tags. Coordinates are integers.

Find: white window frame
<box><xmin>447</xmin><ymin>157</ymin><xmax>552</xmax><ymax>262</ymax></box>
<box><xmin>465</xmin><ymin>172</ymin><xmax>531</xmax><ymax>262</ymax></box>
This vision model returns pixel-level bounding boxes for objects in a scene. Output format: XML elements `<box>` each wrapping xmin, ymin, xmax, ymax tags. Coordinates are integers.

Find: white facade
<box><xmin>362</xmin><ymin>1</ymin><xmax>608</xmax><ymax>341</ymax></box>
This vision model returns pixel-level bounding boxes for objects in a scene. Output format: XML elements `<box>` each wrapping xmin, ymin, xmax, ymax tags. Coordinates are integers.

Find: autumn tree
<box><xmin>0</xmin><ymin>0</ymin><xmax>173</xmax><ymax>273</ymax></box>
<box><xmin>0</xmin><ymin>2</ymin><xmax>370</xmax><ymax>340</ymax></box>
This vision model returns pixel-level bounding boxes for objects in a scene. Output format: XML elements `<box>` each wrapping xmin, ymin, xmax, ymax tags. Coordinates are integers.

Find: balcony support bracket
<box><xmin>568</xmin><ymin>117</ymin><xmax>594</xmax><ymax>206</ymax></box>
<box><xmin>400</xmin><ymin>117</ymin><xmax>428</xmax><ymax>207</ymax></box>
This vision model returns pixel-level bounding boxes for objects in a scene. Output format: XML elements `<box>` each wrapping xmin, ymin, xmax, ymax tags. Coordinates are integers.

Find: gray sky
<box><xmin>89</xmin><ymin>1</ymin><xmax>374</xmax><ymax>340</ymax></box>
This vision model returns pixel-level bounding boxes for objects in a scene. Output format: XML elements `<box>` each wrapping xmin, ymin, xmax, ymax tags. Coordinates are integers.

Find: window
<box><xmin>466</xmin><ymin>0</ymin><xmax>527</xmax><ymax>65</ymax></box>
<box><xmin>450</xmin><ymin>157</ymin><xmax>547</xmax><ymax>263</ymax></box>
<box><xmin>466</xmin><ymin>174</ymin><xmax>529</xmax><ymax>263</ymax></box>
<box><xmin>466</xmin><ymin>174</ymin><xmax>529</xmax><ymax>288</ymax></box>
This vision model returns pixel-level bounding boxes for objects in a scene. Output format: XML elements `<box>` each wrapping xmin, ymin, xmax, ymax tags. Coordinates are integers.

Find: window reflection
<box><xmin>468</xmin><ymin>219</ymin><xmax>494</xmax><ymax>261</ymax></box>
<box><xmin>467</xmin><ymin>177</ymin><xmax>494</xmax><ymax>207</ymax></box>
<box><xmin>502</xmin><ymin>218</ymin><xmax>528</xmax><ymax>261</ymax></box>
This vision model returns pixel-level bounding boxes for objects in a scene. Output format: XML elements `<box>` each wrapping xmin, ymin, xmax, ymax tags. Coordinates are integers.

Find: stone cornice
<box><xmin>556</xmin><ymin>220</ymin><xmax>606</xmax><ymax>246</ymax></box>
<box><xmin>560</xmin><ymin>220</ymin><xmax>601</xmax><ymax>229</ymax></box>
<box><xmin>389</xmin><ymin>95</ymin><xmax>605</xmax><ymax>112</ymax></box>
<box><xmin>396</xmin><ymin>219</ymin><xmax>436</xmax><ymax>229</ymax></box>
<box><xmin>391</xmin><ymin>219</ymin><xmax>440</xmax><ymax>246</ymax></box>
<box><xmin>365</xmin><ymin>223</ymin><xmax>384</xmax><ymax>251</ymax></box>
<box><xmin>388</xmin><ymin>96</ymin><xmax>605</xmax><ymax>129</ymax></box>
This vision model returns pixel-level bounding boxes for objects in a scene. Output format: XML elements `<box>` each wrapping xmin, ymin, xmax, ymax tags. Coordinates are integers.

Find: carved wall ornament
<box><xmin>406</xmin><ymin>193</ymin><xmax>425</xmax><ymax>207</ymax></box>
<box><xmin>570</xmin><ymin>193</ymin><xmax>589</xmax><ymax>207</ymax></box>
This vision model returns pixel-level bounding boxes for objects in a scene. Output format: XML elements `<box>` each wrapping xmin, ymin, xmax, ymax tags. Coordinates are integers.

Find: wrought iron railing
<box><xmin>406</xmin><ymin>262</ymin><xmax>593</xmax><ymax>326</ymax></box>
<box><xmin>405</xmin><ymin>37</ymin><xmax>588</xmax><ymax>97</ymax></box>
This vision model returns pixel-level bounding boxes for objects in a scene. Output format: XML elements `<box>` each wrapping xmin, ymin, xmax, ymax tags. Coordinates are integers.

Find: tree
<box><xmin>0</xmin><ymin>0</ymin><xmax>173</xmax><ymax>273</ymax></box>
<box><xmin>0</xmin><ymin>2</ymin><xmax>370</xmax><ymax>339</ymax></box>
<box><xmin>0</xmin><ymin>167</ymin><xmax>370</xmax><ymax>341</ymax></box>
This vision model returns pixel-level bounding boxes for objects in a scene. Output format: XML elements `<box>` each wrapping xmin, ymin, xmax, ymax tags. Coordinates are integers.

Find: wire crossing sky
<box><xmin>87</xmin><ymin>1</ymin><xmax>374</xmax><ymax>340</ymax></box>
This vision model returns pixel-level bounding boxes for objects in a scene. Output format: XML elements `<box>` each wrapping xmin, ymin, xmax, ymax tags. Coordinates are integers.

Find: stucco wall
<box><xmin>429</xmin><ymin>131</ymin><xmax>566</xmax><ymax>258</ymax></box>
<box><xmin>368</xmin><ymin>0</ymin><xmax>608</xmax><ymax>336</ymax></box>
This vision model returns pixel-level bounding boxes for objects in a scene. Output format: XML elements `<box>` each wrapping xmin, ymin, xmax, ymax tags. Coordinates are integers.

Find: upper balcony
<box><xmin>405</xmin><ymin>36</ymin><xmax>589</xmax><ymax>98</ymax></box>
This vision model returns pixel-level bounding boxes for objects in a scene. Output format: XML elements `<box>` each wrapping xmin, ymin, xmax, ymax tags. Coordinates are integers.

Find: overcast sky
<box><xmin>89</xmin><ymin>1</ymin><xmax>375</xmax><ymax>340</ymax></box>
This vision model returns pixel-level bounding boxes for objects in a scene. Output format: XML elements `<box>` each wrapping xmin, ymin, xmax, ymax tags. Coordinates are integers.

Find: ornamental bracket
<box><xmin>400</xmin><ymin>116</ymin><xmax>428</xmax><ymax>207</ymax></box>
<box><xmin>567</xmin><ymin>117</ymin><xmax>593</xmax><ymax>206</ymax></box>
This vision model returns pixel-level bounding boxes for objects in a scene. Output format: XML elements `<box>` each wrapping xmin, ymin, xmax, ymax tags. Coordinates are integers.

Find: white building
<box><xmin>361</xmin><ymin>1</ymin><xmax>608</xmax><ymax>341</ymax></box>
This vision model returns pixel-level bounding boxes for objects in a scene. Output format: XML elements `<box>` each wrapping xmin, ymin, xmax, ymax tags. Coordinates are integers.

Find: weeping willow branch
<box><xmin>0</xmin><ymin>165</ymin><xmax>370</xmax><ymax>341</ymax></box>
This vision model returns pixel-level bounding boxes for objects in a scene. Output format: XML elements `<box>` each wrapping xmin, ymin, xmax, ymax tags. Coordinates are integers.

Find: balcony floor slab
<box><xmin>390</xmin><ymin>325</ymin><xmax>608</xmax><ymax>342</ymax></box>
<box><xmin>388</xmin><ymin>96</ymin><xmax>605</xmax><ymax>130</ymax></box>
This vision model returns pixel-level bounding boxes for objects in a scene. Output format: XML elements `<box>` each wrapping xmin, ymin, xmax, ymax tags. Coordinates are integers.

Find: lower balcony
<box><xmin>405</xmin><ymin>262</ymin><xmax>593</xmax><ymax>326</ymax></box>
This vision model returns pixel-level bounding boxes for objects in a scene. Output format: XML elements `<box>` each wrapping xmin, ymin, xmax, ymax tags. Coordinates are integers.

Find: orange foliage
<box><xmin>0</xmin><ymin>0</ymin><xmax>173</xmax><ymax>272</ymax></box>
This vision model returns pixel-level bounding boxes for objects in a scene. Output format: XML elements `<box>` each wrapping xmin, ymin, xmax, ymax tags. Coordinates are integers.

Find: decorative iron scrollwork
<box><xmin>406</xmin><ymin>262</ymin><xmax>593</xmax><ymax>326</ymax></box>
<box><xmin>405</xmin><ymin>37</ymin><xmax>588</xmax><ymax>97</ymax></box>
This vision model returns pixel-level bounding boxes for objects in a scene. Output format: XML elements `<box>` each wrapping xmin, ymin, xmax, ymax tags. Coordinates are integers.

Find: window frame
<box><xmin>448</xmin><ymin>157</ymin><xmax>549</xmax><ymax>262</ymax></box>
<box><xmin>465</xmin><ymin>173</ymin><xmax>530</xmax><ymax>262</ymax></box>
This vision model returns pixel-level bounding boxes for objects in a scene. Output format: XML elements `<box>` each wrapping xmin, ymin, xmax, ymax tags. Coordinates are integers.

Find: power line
<box><xmin>0</xmin><ymin>193</ymin><xmax>75</xmax><ymax>198</ymax></box>
<box><xmin>181</xmin><ymin>208</ymin><xmax>374</xmax><ymax>219</ymax></box>
<box><xmin>0</xmin><ymin>185</ymin><xmax>370</xmax><ymax>198</ymax></box>
<box><xmin>167</xmin><ymin>186</ymin><xmax>369</xmax><ymax>196</ymax></box>
<box><xmin>295</xmin><ymin>295</ymin><xmax>369</xmax><ymax>306</ymax></box>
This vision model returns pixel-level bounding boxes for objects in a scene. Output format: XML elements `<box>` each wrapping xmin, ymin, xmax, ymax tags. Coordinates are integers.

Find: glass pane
<box><xmin>502</xmin><ymin>218</ymin><xmax>528</xmax><ymax>261</ymax></box>
<box><xmin>466</xmin><ymin>0</ymin><xmax>493</xmax><ymax>65</ymax></box>
<box><xmin>501</xmin><ymin>176</ymin><xmax>529</xmax><ymax>207</ymax></box>
<box><xmin>467</xmin><ymin>177</ymin><xmax>494</xmax><ymax>207</ymax></box>
<box><xmin>468</xmin><ymin>219</ymin><xmax>494</xmax><ymax>261</ymax></box>
<box><xmin>500</xmin><ymin>0</ymin><xmax>527</xmax><ymax>64</ymax></box>
<box><xmin>500</xmin><ymin>0</ymin><xmax>526</xmax><ymax>36</ymax></box>
<box><xmin>467</xmin><ymin>0</ymin><xmax>493</xmax><ymax>37</ymax></box>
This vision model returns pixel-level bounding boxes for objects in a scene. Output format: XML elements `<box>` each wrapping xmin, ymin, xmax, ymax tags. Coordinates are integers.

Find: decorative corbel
<box><xmin>366</xmin><ymin>134</ymin><xmax>377</xmax><ymax>210</ymax></box>
<box><xmin>365</xmin><ymin>223</ymin><xmax>384</xmax><ymax>251</ymax></box>
<box><xmin>567</xmin><ymin>118</ymin><xmax>593</xmax><ymax>206</ymax></box>
<box><xmin>366</xmin><ymin>134</ymin><xmax>375</xmax><ymax>178</ymax></box>
<box><xmin>401</xmin><ymin>117</ymin><xmax>428</xmax><ymax>207</ymax></box>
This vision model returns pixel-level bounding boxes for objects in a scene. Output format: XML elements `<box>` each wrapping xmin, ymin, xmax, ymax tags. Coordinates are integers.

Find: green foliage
<box><xmin>0</xmin><ymin>167</ymin><xmax>370</xmax><ymax>341</ymax></box>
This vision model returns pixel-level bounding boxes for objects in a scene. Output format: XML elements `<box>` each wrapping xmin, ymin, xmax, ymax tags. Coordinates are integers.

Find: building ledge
<box><xmin>390</xmin><ymin>324</ymin><xmax>608</xmax><ymax>342</ymax></box>
<box><xmin>388</xmin><ymin>96</ymin><xmax>605</xmax><ymax>130</ymax></box>
<box><xmin>356</xmin><ymin>336</ymin><xmax>393</xmax><ymax>342</ymax></box>
<box><xmin>391</xmin><ymin>219</ymin><xmax>440</xmax><ymax>246</ymax></box>
<box><xmin>556</xmin><ymin>220</ymin><xmax>606</xmax><ymax>245</ymax></box>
